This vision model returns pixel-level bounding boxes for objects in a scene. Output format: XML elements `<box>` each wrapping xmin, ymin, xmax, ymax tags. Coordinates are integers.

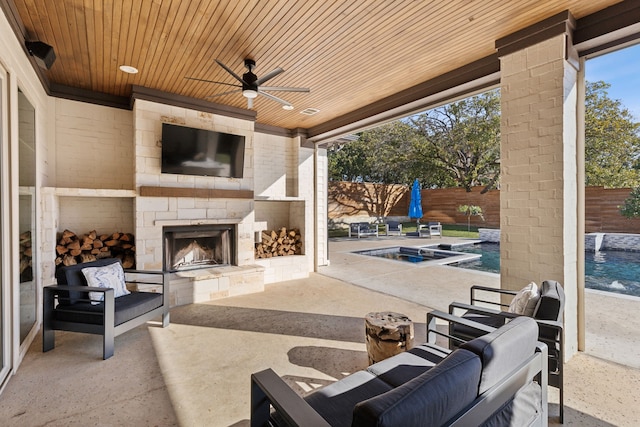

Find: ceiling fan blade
<box><xmin>205</xmin><ymin>89</ymin><xmax>242</xmax><ymax>98</ymax></box>
<box><xmin>259</xmin><ymin>86</ymin><xmax>310</xmax><ymax>93</ymax></box>
<box><xmin>215</xmin><ymin>59</ymin><xmax>246</xmax><ymax>84</ymax></box>
<box><xmin>258</xmin><ymin>90</ymin><xmax>292</xmax><ymax>107</ymax></box>
<box><xmin>185</xmin><ymin>76</ymin><xmax>241</xmax><ymax>88</ymax></box>
<box><xmin>255</xmin><ymin>67</ymin><xmax>284</xmax><ymax>85</ymax></box>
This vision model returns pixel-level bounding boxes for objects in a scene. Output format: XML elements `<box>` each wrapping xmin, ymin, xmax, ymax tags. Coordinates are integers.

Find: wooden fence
<box><xmin>328</xmin><ymin>182</ymin><xmax>640</xmax><ymax>233</ymax></box>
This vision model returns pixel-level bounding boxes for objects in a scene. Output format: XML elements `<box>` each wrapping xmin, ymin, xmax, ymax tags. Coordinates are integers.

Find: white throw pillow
<box><xmin>507</xmin><ymin>282</ymin><xmax>540</xmax><ymax>316</ymax></box>
<box><xmin>82</xmin><ymin>262</ymin><xmax>130</xmax><ymax>305</ymax></box>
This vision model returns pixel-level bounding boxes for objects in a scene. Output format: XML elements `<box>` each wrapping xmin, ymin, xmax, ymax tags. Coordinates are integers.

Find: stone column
<box><xmin>315</xmin><ymin>146</ymin><xmax>329</xmax><ymax>268</ymax></box>
<box><xmin>498</xmin><ymin>12</ymin><xmax>580</xmax><ymax>359</ymax></box>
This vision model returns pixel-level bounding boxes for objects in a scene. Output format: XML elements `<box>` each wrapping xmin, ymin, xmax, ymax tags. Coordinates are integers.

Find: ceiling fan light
<box><xmin>282</xmin><ymin>104</ymin><xmax>294</xmax><ymax>110</ymax></box>
<box><xmin>242</xmin><ymin>89</ymin><xmax>258</xmax><ymax>98</ymax></box>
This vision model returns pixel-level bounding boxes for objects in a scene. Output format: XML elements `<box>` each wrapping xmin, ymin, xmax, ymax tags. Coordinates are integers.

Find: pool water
<box><xmin>356</xmin><ymin>246</ymin><xmax>480</xmax><ymax>264</ymax></box>
<box><xmin>454</xmin><ymin>243</ymin><xmax>640</xmax><ymax>298</ymax></box>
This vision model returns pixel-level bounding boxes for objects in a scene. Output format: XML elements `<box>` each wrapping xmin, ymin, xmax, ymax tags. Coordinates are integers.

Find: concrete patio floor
<box><xmin>0</xmin><ymin>236</ymin><xmax>638</xmax><ymax>426</ymax></box>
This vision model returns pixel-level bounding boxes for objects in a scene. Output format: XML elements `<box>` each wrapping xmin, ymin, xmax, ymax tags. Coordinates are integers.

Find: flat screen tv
<box><xmin>161</xmin><ymin>123</ymin><xmax>245</xmax><ymax>178</ymax></box>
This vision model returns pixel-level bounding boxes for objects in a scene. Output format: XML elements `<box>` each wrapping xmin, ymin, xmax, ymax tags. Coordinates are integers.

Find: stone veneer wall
<box><xmin>499</xmin><ymin>33</ymin><xmax>579</xmax><ymax>358</ymax></box>
<box><xmin>41</xmin><ymin>99</ymin><xmax>136</xmax><ymax>284</ymax></box>
<box><xmin>132</xmin><ymin>99</ymin><xmax>315</xmax><ymax>302</ymax></box>
<box><xmin>482</xmin><ymin>229</ymin><xmax>640</xmax><ymax>252</ymax></box>
<box><xmin>53</xmin><ymin>98</ymin><xmax>134</xmax><ymax>190</ymax></box>
<box><xmin>587</xmin><ymin>233</ymin><xmax>640</xmax><ymax>252</ymax></box>
<box><xmin>254</xmin><ymin>132</ymin><xmax>292</xmax><ymax>197</ymax></box>
<box><xmin>133</xmin><ymin>99</ymin><xmax>256</xmax><ymax>270</ymax></box>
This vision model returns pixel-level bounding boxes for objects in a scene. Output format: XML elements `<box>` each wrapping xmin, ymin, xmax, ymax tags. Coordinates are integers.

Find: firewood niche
<box><xmin>55</xmin><ymin>229</ymin><xmax>136</xmax><ymax>268</ymax></box>
<box><xmin>255</xmin><ymin>227</ymin><xmax>302</xmax><ymax>259</ymax></box>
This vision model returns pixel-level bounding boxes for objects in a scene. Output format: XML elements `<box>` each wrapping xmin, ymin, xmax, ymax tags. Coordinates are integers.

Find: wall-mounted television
<box><xmin>161</xmin><ymin>123</ymin><xmax>245</xmax><ymax>178</ymax></box>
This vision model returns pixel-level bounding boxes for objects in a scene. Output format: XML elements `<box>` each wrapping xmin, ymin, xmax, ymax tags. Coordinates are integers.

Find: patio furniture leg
<box><xmin>251</xmin><ymin>375</ymin><xmax>271</xmax><ymax>427</ymax></box>
<box><xmin>103</xmin><ymin>293</ymin><xmax>115</xmax><ymax>360</ymax></box>
<box><xmin>42</xmin><ymin>287</ymin><xmax>55</xmax><ymax>352</ymax></box>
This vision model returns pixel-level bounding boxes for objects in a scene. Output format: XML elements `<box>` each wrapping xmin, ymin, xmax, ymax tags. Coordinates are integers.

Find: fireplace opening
<box><xmin>163</xmin><ymin>225</ymin><xmax>235</xmax><ymax>272</ymax></box>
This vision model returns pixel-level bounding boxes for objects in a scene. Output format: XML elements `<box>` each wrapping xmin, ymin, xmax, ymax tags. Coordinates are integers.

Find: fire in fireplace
<box><xmin>163</xmin><ymin>225</ymin><xmax>235</xmax><ymax>271</ymax></box>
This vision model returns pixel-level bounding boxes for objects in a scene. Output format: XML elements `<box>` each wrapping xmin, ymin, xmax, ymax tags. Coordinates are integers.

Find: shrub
<box><xmin>458</xmin><ymin>205</ymin><xmax>485</xmax><ymax>231</ymax></box>
<box><xmin>620</xmin><ymin>187</ymin><xmax>640</xmax><ymax>218</ymax></box>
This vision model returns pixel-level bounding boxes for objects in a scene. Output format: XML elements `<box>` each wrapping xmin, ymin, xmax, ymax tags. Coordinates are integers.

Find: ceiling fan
<box><xmin>186</xmin><ymin>59</ymin><xmax>310</xmax><ymax>110</ymax></box>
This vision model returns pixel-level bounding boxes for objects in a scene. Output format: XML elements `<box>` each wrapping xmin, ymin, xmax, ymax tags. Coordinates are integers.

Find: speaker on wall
<box><xmin>25</xmin><ymin>41</ymin><xmax>56</xmax><ymax>70</ymax></box>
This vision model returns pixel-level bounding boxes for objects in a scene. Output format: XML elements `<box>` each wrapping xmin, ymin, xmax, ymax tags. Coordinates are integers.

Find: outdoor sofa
<box><xmin>251</xmin><ymin>314</ymin><xmax>548</xmax><ymax>427</ymax></box>
<box><xmin>43</xmin><ymin>258</ymin><xmax>169</xmax><ymax>359</ymax></box>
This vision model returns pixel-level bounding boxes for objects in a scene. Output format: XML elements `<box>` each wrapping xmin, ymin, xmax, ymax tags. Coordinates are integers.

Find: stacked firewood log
<box><xmin>55</xmin><ymin>229</ymin><xmax>136</xmax><ymax>269</ymax></box>
<box><xmin>255</xmin><ymin>227</ymin><xmax>302</xmax><ymax>259</ymax></box>
<box><xmin>20</xmin><ymin>230</ymin><xmax>33</xmax><ymax>282</ymax></box>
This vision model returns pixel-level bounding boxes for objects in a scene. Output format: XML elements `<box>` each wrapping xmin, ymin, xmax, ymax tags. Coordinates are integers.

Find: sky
<box><xmin>586</xmin><ymin>43</ymin><xmax>640</xmax><ymax>119</ymax></box>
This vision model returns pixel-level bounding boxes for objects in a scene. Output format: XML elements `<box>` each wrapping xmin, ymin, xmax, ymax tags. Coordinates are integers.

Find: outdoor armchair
<box><xmin>418</xmin><ymin>221</ymin><xmax>442</xmax><ymax>238</ymax></box>
<box><xmin>43</xmin><ymin>258</ymin><xmax>169</xmax><ymax>359</ymax></box>
<box><xmin>348</xmin><ymin>222</ymin><xmax>379</xmax><ymax>238</ymax></box>
<box><xmin>448</xmin><ymin>280</ymin><xmax>565</xmax><ymax>423</ymax></box>
<box><xmin>383</xmin><ymin>221</ymin><xmax>402</xmax><ymax>236</ymax></box>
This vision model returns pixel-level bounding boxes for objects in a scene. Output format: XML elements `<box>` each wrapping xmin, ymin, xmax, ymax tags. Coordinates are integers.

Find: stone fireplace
<box><xmin>39</xmin><ymin>94</ymin><xmax>322</xmax><ymax>309</ymax></box>
<box><xmin>163</xmin><ymin>224</ymin><xmax>235</xmax><ymax>271</ymax></box>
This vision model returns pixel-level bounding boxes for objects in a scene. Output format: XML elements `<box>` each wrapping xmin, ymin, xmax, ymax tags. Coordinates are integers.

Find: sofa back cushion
<box><xmin>461</xmin><ymin>316</ymin><xmax>538</xmax><ymax>394</ymax></box>
<box><xmin>56</xmin><ymin>258</ymin><xmax>122</xmax><ymax>304</ymax></box>
<box><xmin>533</xmin><ymin>280</ymin><xmax>564</xmax><ymax>322</ymax></box>
<box><xmin>352</xmin><ymin>349</ymin><xmax>481</xmax><ymax>427</ymax></box>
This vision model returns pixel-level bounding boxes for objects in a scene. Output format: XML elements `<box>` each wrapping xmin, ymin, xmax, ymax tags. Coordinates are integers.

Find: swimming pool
<box><xmin>356</xmin><ymin>246</ymin><xmax>480</xmax><ymax>265</ymax></box>
<box><xmin>454</xmin><ymin>243</ymin><xmax>640</xmax><ymax>298</ymax></box>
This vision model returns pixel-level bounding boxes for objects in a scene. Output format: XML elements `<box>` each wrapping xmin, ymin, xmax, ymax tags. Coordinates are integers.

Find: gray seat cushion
<box><xmin>53</xmin><ymin>291</ymin><xmax>163</xmax><ymax>326</ymax></box>
<box><xmin>352</xmin><ymin>349</ymin><xmax>481</xmax><ymax>427</ymax></box>
<box><xmin>461</xmin><ymin>316</ymin><xmax>538</xmax><ymax>394</ymax></box>
<box><xmin>304</xmin><ymin>370</ymin><xmax>393</xmax><ymax>427</ymax></box>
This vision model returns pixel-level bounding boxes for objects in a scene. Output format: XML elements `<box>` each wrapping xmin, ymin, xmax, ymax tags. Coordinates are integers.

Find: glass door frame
<box><xmin>11</xmin><ymin>82</ymin><xmax>39</xmax><ymax>369</ymax></box>
<box><xmin>15</xmin><ymin>87</ymin><xmax>38</xmax><ymax>356</ymax></box>
<box><xmin>0</xmin><ymin>61</ymin><xmax>12</xmax><ymax>391</ymax></box>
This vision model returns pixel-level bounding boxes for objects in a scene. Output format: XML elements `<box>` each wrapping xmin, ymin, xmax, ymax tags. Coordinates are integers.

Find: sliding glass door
<box><xmin>17</xmin><ymin>89</ymin><xmax>36</xmax><ymax>346</ymax></box>
<box><xmin>0</xmin><ymin>63</ymin><xmax>11</xmax><ymax>389</ymax></box>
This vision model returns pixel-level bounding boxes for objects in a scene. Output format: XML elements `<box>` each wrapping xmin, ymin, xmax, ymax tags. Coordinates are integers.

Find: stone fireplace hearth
<box><xmin>163</xmin><ymin>225</ymin><xmax>235</xmax><ymax>272</ymax></box>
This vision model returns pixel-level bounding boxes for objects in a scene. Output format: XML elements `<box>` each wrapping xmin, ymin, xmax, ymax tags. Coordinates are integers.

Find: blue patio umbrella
<box><xmin>408</xmin><ymin>178</ymin><xmax>423</xmax><ymax>228</ymax></box>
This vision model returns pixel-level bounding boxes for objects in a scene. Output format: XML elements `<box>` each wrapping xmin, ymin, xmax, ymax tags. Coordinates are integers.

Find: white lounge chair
<box><xmin>419</xmin><ymin>221</ymin><xmax>442</xmax><ymax>238</ymax></box>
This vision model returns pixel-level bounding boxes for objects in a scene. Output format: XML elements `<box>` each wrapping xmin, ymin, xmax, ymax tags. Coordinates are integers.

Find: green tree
<box><xmin>620</xmin><ymin>187</ymin><xmax>640</xmax><ymax>218</ymax></box>
<box><xmin>328</xmin><ymin>121</ymin><xmax>426</xmax><ymax>185</ymax></box>
<box><xmin>328</xmin><ymin>137</ymin><xmax>370</xmax><ymax>182</ymax></box>
<box><xmin>585</xmin><ymin>81</ymin><xmax>640</xmax><ymax>188</ymax></box>
<box><xmin>410</xmin><ymin>90</ymin><xmax>501</xmax><ymax>192</ymax></box>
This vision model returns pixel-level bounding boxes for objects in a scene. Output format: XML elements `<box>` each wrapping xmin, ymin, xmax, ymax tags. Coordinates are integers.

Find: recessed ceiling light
<box><xmin>119</xmin><ymin>65</ymin><xmax>138</xmax><ymax>74</ymax></box>
<box><xmin>282</xmin><ymin>104</ymin><xmax>294</xmax><ymax>110</ymax></box>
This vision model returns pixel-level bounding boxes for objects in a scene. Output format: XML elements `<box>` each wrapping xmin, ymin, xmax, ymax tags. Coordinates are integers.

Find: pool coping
<box><xmin>352</xmin><ymin>242</ymin><xmax>482</xmax><ymax>268</ymax></box>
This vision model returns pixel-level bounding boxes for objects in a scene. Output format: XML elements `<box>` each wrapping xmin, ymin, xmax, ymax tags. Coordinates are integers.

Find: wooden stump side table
<box><xmin>365</xmin><ymin>311</ymin><xmax>414</xmax><ymax>365</ymax></box>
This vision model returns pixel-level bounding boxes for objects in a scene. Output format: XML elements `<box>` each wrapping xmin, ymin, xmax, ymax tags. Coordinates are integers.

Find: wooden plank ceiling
<box><xmin>12</xmin><ymin>0</ymin><xmax>622</xmax><ymax>130</ymax></box>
